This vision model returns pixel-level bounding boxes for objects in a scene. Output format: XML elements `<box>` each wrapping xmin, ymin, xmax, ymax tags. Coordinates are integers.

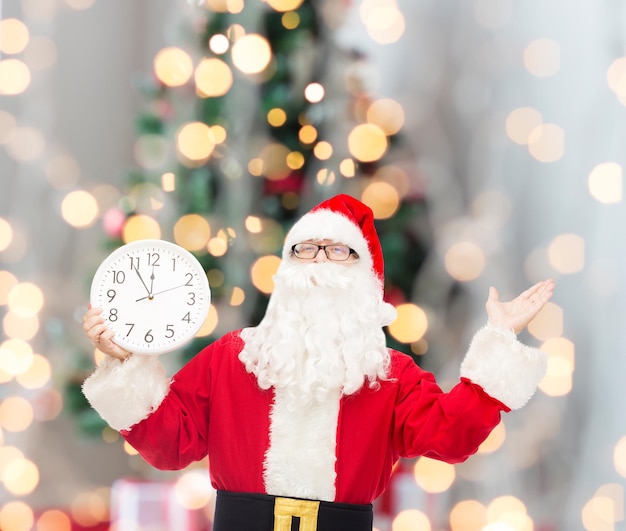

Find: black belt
<box><xmin>213</xmin><ymin>490</ymin><xmax>373</xmax><ymax>531</ymax></box>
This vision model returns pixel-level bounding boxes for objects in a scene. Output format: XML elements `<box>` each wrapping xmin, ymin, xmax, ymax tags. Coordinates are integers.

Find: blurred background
<box><xmin>1</xmin><ymin>0</ymin><xmax>625</xmax><ymax>529</ymax></box>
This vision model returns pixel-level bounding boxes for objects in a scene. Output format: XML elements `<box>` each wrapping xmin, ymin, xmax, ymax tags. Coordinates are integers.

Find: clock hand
<box><xmin>149</xmin><ymin>265</ymin><xmax>155</xmax><ymax>296</ymax></box>
<box><xmin>133</xmin><ymin>266</ymin><xmax>153</xmax><ymax>299</ymax></box>
<box><xmin>135</xmin><ymin>283</ymin><xmax>189</xmax><ymax>302</ymax></box>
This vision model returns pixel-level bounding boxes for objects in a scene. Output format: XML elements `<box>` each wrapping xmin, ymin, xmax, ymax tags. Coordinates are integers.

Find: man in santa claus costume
<box><xmin>82</xmin><ymin>194</ymin><xmax>554</xmax><ymax>531</ymax></box>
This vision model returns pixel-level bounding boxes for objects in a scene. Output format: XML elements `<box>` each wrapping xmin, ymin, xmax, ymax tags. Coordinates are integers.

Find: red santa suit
<box><xmin>82</xmin><ymin>195</ymin><xmax>547</xmax><ymax>531</ymax></box>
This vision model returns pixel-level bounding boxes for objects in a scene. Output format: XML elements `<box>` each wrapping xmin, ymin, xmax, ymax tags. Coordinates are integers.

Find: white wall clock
<box><xmin>90</xmin><ymin>239</ymin><xmax>211</xmax><ymax>355</ymax></box>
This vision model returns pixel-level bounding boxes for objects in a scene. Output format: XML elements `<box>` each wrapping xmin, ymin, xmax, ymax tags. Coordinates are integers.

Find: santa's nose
<box><xmin>312</xmin><ymin>248</ymin><xmax>329</xmax><ymax>262</ymax></box>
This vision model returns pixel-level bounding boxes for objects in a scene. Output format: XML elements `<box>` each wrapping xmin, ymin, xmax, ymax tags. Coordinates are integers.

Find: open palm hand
<box><xmin>486</xmin><ymin>279</ymin><xmax>555</xmax><ymax>334</ymax></box>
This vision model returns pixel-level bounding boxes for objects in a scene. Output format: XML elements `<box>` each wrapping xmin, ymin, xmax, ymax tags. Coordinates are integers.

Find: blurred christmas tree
<box><xmin>65</xmin><ymin>0</ymin><xmax>431</xmax><ymax>438</ymax></box>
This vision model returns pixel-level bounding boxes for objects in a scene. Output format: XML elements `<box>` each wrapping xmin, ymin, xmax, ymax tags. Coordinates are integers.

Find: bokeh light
<box><xmin>444</xmin><ymin>241</ymin><xmax>485</xmax><ymax>282</ymax></box>
<box><xmin>208</xmin><ymin>269</ymin><xmax>224</xmax><ymax>288</ymax></box>
<box><xmin>0</xmin><ymin>338</ymin><xmax>35</xmax><ymax>375</ymax></box>
<box><xmin>362</xmin><ymin>182</ymin><xmax>400</xmax><ymax>219</ymax></box>
<box><xmin>316</xmin><ymin>168</ymin><xmax>336</xmax><ymax>186</ymax></box>
<box><xmin>548</xmin><ymin>233</ymin><xmax>584</xmax><ymax>274</ymax></box>
<box><xmin>304</xmin><ymin>82</ymin><xmax>325</xmax><ymax>103</ymax></box>
<box><xmin>266</xmin><ymin>0</ymin><xmax>305</xmax><ymax>11</ymax></box>
<box><xmin>195</xmin><ymin>57</ymin><xmax>233</xmax><ymax>97</ymax></box>
<box><xmin>162</xmin><ymin>172</ymin><xmax>176</xmax><ymax>192</ymax></box>
<box><xmin>282</xmin><ymin>11</ymin><xmax>300</xmax><ymax>29</ymax></box>
<box><xmin>61</xmin><ymin>190</ymin><xmax>99</xmax><ymax>228</ymax></box>
<box><xmin>360</xmin><ymin>0</ymin><xmax>406</xmax><ymax>44</ymax></box>
<box><xmin>0</xmin><ymin>396</ymin><xmax>34</xmax><ymax>432</ymax></box>
<box><xmin>231</xmin><ymin>34</ymin><xmax>272</xmax><ymax>74</ymax></box>
<box><xmin>7</xmin><ymin>283</ymin><xmax>43</xmax><ymax>318</ymax></box>
<box><xmin>122</xmin><ymin>215</ymin><xmax>162</xmax><ymax>242</ymax></box>
<box><xmin>195</xmin><ymin>305</ymin><xmax>218</xmax><ymax>337</ymax></box>
<box><xmin>450</xmin><ymin>499</ymin><xmax>488</xmax><ymax>531</ymax></box>
<box><xmin>23</xmin><ymin>35</ymin><xmax>58</xmax><ymax>70</ymax></box>
<box><xmin>2</xmin><ymin>457</ymin><xmax>39</xmax><ymax>495</ymax></box>
<box><xmin>36</xmin><ymin>510</ymin><xmax>72</xmax><ymax>531</ymax></box>
<box><xmin>477</xmin><ymin>421</ymin><xmax>506</xmax><ymax>454</ymax></box>
<box><xmin>70</xmin><ymin>491</ymin><xmax>109</xmax><ymax>528</ymax></box>
<box><xmin>268</xmin><ymin>108</ymin><xmax>287</xmax><ymax>127</ymax></box>
<box><xmin>0</xmin><ymin>59</ymin><xmax>31</xmax><ymax>95</ymax></box>
<box><xmin>538</xmin><ymin>336</ymin><xmax>575</xmax><ymax>397</ymax></box>
<box><xmin>230</xmin><ymin>286</ymin><xmax>245</xmax><ymax>306</ymax></box>
<box><xmin>286</xmin><ymin>151</ymin><xmax>305</xmax><ymax>170</ymax></box>
<box><xmin>3</xmin><ymin>311</ymin><xmax>39</xmax><ymax>341</ymax></box>
<box><xmin>527</xmin><ymin>123</ymin><xmax>564</xmax><ymax>163</ymax></box>
<box><xmin>588</xmin><ymin>162</ymin><xmax>622</xmax><ymax>204</ymax></box>
<box><xmin>209</xmin><ymin>34</ymin><xmax>230</xmax><ymax>54</ymax></box>
<box><xmin>6</xmin><ymin>126</ymin><xmax>45</xmax><ymax>161</ymax></box>
<box><xmin>153</xmin><ymin>47</ymin><xmax>193</xmax><ymax>87</ymax></box>
<box><xmin>413</xmin><ymin>456</ymin><xmax>456</xmax><ymax>493</ymax></box>
<box><xmin>367</xmin><ymin>98</ymin><xmax>405</xmax><ymax>135</ymax></box>
<box><xmin>527</xmin><ymin>301</ymin><xmax>563</xmax><ymax>340</ymax></box>
<box><xmin>0</xmin><ymin>501</ymin><xmax>34</xmax><ymax>531</ymax></box>
<box><xmin>339</xmin><ymin>158</ymin><xmax>356</xmax><ymax>177</ymax></box>
<box><xmin>0</xmin><ymin>271</ymin><xmax>18</xmax><ymax>304</ymax></box>
<box><xmin>176</xmin><ymin>121</ymin><xmax>217</xmax><ymax>165</ymax></box>
<box><xmin>524</xmin><ymin>38</ymin><xmax>560</xmax><ymax>77</ymax></box>
<box><xmin>388</xmin><ymin>303</ymin><xmax>428</xmax><ymax>343</ymax></box>
<box><xmin>505</xmin><ymin>107</ymin><xmax>543</xmax><ymax>145</ymax></box>
<box><xmin>581</xmin><ymin>486</ymin><xmax>624</xmax><ymax>529</ymax></box>
<box><xmin>299</xmin><ymin>124</ymin><xmax>318</xmax><ymax>145</ymax></box>
<box><xmin>17</xmin><ymin>354</ymin><xmax>52</xmax><ymax>390</ymax></box>
<box><xmin>258</xmin><ymin>143</ymin><xmax>291</xmax><ymax>180</ymax></box>
<box><xmin>208</xmin><ymin>236</ymin><xmax>228</xmax><ymax>256</ymax></box>
<box><xmin>250</xmin><ymin>255</ymin><xmax>281</xmax><ymax>294</ymax></box>
<box><xmin>174</xmin><ymin>471</ymin><xmax>215</xmax><ymax>510</ymax></box>
<box><xmin>0</xmin><ymin>19</ymin><xmax>30</xmax><ymax>54</ymax></box>
<box><xmin>313</xmin><ymin>141</ymin><xmax>333</xmax><ymax>160</ymax></box>
<box><xmin>392</xmin><ymin>509</ymin><xmax>430</xmax><ymax>531</ymax></box>
<box><xmin>0</xmin><ymin>217</ymin><xmax>14</xmax><ymax>251</ymax></box>
<box><xmin>348</xmin><ymin>123</ymin><xmax>388</xmax><ymax>162</ymax></box>
<box><xmin>173</xmin><ymin>214</ymin><xmax>211</xmax><ymax>251</ymax></box>
<box><xmin>614</xmin><ymin>437</ymin><xmax>626</xmax><ymax>478</ymax></box>
<box><xmin>487</xmin><ymin>496</ymin><xmax>528</xmax><ymax>528</ymax></box>
<box><xmin>606</xmin><ymin>56</ymin><xmax>626</xmax><ymax>97</ymax></box>
<box><xmin>205</xmin><ymin>0</ymin><xmax>244</xmax><ymax>13</ymax></box>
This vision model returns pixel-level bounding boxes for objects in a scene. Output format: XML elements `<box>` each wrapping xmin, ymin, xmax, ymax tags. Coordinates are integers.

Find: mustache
<box><xmin>275</xmin><ymin>262</ymin><xmax>357</xmax><ymax>292</ymax></box>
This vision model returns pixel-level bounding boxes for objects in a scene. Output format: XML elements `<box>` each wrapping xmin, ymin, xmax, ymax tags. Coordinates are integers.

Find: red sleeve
<box><xmin>391</xmin><ymin>354</ymin><xmax>509</xmax><ymax>463</ymax></box>
<box><xmin>122</xmin><ymin>331</ymin><xmax>243</xmax><ymax>470</ymax></box>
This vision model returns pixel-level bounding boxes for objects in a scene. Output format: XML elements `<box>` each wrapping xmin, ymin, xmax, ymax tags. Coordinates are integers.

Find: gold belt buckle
<box><xmin>273</xmin><ymin>497</ymin><xmax>320</xmax><ymax>531</ymax></box>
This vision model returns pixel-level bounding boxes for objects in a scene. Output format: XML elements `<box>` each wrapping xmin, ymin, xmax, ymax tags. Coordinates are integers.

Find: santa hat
<box><xmin>283</xmin><ymin>194</ymin><xmax>385</xmax><ymax>286</ymax></box>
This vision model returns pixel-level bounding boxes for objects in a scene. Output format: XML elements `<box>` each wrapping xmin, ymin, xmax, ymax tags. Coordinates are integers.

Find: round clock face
<box><xmin>90</xmin><ymin>239</ymin><xmax>211</xmax><ymax>355</ymax></box>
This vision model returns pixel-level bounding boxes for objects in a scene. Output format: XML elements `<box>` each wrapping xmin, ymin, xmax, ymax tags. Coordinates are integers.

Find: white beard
<box><xmin>239</xmin><ymin>259</ymin><xmax>393</xmax><ymax>405</ymax></box>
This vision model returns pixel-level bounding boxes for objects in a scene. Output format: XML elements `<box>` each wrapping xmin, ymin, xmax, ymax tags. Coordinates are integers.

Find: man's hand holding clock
<box><xmin>85</xmin><ymin>239</ymin><xmax>211</xmax><ymax>357</ymax></box>
<box><xmin>83</xmin><ymin>306</ymin><xmax>133</xmax><ymax>360</ymax></box>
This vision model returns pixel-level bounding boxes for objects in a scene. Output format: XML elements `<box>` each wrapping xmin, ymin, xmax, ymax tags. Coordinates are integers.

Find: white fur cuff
<box><xmin>460</xmin><ymin>324</ymin><xmax>547</xmax><ymax>410</ymax></box>
<box><xmin>82</xmin><ymin>355</ymin><xmax>170</xmax><ymax>431</ymax></box>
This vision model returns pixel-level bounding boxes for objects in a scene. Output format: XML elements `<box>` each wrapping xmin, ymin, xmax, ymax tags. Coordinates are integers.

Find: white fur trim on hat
<box><xmin>460</xmin><ymin>324</ymin><xmax>547</xmax><ymax>410</ymax></box>
<box><xmin>82</xmin><ymin>355</ymin><xmax>170</xmax><ymax>431</ymax></box>
<box><xmin>283</xmin><ymin>210</ymin><xmax>374</xmax><ymax>274</ymax></box>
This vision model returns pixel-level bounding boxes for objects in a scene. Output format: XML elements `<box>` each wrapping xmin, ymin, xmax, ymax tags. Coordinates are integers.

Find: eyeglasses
<box><xmin>291</xmin><ymin>243</ymin><xmax>359</xmax><ymax>261</ymax></box>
